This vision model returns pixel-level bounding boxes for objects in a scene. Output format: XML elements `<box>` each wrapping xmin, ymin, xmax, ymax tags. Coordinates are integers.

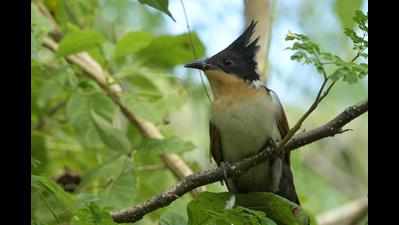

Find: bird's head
<box><xmin>185</xmin><ymin>21</ymin><xmax>261</xmax><ymax>88</ymax></box>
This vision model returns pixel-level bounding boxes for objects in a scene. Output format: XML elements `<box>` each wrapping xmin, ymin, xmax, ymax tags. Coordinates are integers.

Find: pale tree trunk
<box><xmin>244</xmin><ymin>0</ymin><xmax>273</xmax><ymax>82</ymax></box>
<box><xmin>317</xmin><ymin>197</ymin><xmax>368</xmax><ymax>225</ymax></box>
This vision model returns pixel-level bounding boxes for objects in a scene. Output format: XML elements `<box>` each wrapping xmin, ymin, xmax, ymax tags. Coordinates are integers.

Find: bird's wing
<box><xmin>209</xmin><ymin>122</ymin><xmax>223</xmax><ymax>166</ymax></box>
<box><xmin>265</xmin><ymin>87</ymin><xmax>300</xmax><ymax>204</ymax></box>
<box><xmin>266</xmin><ymin>87</ymin><xmax>289</xmax><ymax>138</ymax></box>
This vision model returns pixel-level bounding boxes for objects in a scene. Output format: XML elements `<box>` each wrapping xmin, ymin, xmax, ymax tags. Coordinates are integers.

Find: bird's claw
<box><xmin>264</xmin><ymin>138</ymin><xmax>278</xmax><ymax>153</ymax></box>
<box><xmin>220</xmin><ymin>161</ymin><xmax>231</xmax><ymax>182</ymax></box>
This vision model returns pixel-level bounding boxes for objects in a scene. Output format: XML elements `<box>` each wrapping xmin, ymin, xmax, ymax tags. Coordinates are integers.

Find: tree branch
<box><xmin>277</xmin><ymin>77</ymin><xmax>330</xmax><ymax>155</ymax></box>
<box><xmin>160</xmin><ymin>154</ymin><xmax>205</xmax><ymax>197</ymax></box>
<box><xmin>111</xmin><ymin>99</ymin><xmax>368</xmax><ymax>223</ymax></box>
<box><xmin>285</xmin><ymin>99</ymin><xmax>368</xmax><ymax>151</ymax></box>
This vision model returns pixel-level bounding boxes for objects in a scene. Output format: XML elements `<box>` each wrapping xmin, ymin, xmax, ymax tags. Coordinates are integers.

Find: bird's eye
<box><xmin>223</xmin><ymin>59</ymin><xmax>233</xmax><ymax>66</ymax></box>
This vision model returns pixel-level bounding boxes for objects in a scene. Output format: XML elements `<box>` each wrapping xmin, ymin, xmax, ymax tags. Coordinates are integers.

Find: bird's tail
<box><xmin>277</xmin><ymin>152</ymin><xmax>300</xmax><ymax>205</ymax></box>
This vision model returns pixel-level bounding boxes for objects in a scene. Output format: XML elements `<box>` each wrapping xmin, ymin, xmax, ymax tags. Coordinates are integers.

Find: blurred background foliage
<box><xmin>31</xmin><ymin>0</ymin><xmax>368</xmax><ymax>224</ymax></box>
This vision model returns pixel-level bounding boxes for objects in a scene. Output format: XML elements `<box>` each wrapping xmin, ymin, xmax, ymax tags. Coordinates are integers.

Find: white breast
<box><xmin>211</xmin><ymin>94</ymin><xmax>281</xmax><ymax>162</ymax></box>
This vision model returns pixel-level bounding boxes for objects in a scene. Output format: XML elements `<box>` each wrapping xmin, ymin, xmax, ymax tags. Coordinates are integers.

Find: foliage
<box><xmin>187</xmin><ymin>192</ymin><xmax>311</xmax><ymax>225</ymax></box>
<box><xmin>334</xmin><ymin>0</ymin><xmax>364</xmax><ymax>29</ymax></box>
<box><xmin>57</xmin><ymin>29</ymin><xmax>106</xmax><ymax>57</ymax></box>
<box><xmin>286</xmin><ymin>11</ymin><xmax>368</xmax><ymax>84</ymax></box>
<box><xmin>138</xmin><ymin>0</ymin><xmax>175</xmax><ymax>21</ymax></box>
<box><xmin>32</xmin><ymin>0</ymin><xmax>202</xmax><ymax>224</ymax></box>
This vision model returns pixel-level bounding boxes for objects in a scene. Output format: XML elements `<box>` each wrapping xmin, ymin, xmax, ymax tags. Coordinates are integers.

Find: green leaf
<box><xmin>187</xmin><ymin>192</ymin><xmax>310</xmax><ymax>225</ymax></box>
<box><xmin>334</xmin><ymin>0</ymin><xmax>363</xmax><ymax>29</ymax></box>
<box><xmin>116</xmin><ymin>65</ymin><xmax>188</xmax><ymax>124</ymax></box>
<box><xmin>96</xmin><ymin>155</ymin><xmax>136</xmax><ymax>209</ymax></box>
<box><xmin>286</xmin><ymin>23</ymin><xmax>367</xmax><ymax>84</ymax></box>
<box><xmin>66</xmin><ymin>92</ymin><xmax>101</xmax><ymax>147</ymax></box>
<box><xmin>120</xmin><ymin>93</ymin><xmax>164</xmax><ymax>123</ymax></box>
<box><xmin>137</xmin><ymin>32</ymin><xmax>205</xmax><ymax>68</ymax></box>
<box><xmin>115</xmin><ymin>65</ymin><xmax>161</xmax><ymax>90</ymax></box>
<box><xmin>91</xmin><ymin>111</ymin><xmax>131</xmax><ymax>153</ymax></box>
<box><xmin>187</xmin><ymin>192</ymin><xmax>280</xmax><ymax>225</ymax></box>
<box><xmin>36</xmin><ymin>69</ymin><xmax>69</xmax><ymax>109</ymax></box>
<box><xmin>114</xmin><ymin>31</ymin><xmax>154</xmax><ymax>59</ymax></box>
<box><xmin>71</xmin><ymin>202</ymin><xmax>118</xmax><ymax>225</ymax></box>
<box><xmin>54</xmin><ymin>0</ymin><xmax>98</xmax><ymax>31</ymax></box>
<box><xmin>136</xmin><ymin>136</ymin><xmax>195</xmax><ymax>154</ymax></box>
<box><xmin>328</xmin><ymin>60</ymin><xmax>368</xmax><ymax>84</ymax></box>
<box><xmin>66</xmin><ymin>92</ymin><xmax>116</xmax><ymax>148</ymax></box>
<box><xmin>114</xmin><ymin>64</ymin><xmax>188</xmax><ymax>128</ymax></box>
<box><xmin>32</xmin><ymin>175</ymin><xmax>76</xmax><ymax>224</ymax></box>
<box><xmin>58</xmin><ymin>30</ymin><xmax>105</xmax><ymax>56</ymax></box>
<box><xmin>236</xmin><ymin>193</ymin><xmax>310</xmax><ymax>225</ymax></box>
<box><xmin>31</xmin><ymin>3</ymin><xmax>52</xmax><ymax>59</ymax></box>
<box><xmin>138</xmin><ymin>0</ymin><xmax>175</xmax><ymax>21</ymax></box>
<box><xmin>160</xmin><ymin>211</ymin><xmax>188</xmax><ymax>225</ymax></box>
<box><xmin>187</xmin><ymin>191</ymin><xmax>233</xmax><ymax>225</ymax></box>
<box><xmin>31</xmin><ymin>132</ymin><xmax>48</xmax><ymax>175</ymax></box>
<box><xmin>31</xmin><ymin>175</ymin><xmax>75</xmax><ymax>207</ymax></box>
<box><xmin>285</xmin><ymin>32</ymin><xmax>324</xmax><ymax>73</ymax></box>
<box><xmin>354</xmin><ymin>10</ymin><xmax>368</xmax><ymax>32</ymax></box>
<box><xmin>344</xmin><ymin>11</ymin><xmax>368</xmax><ymax>56</ymax></box>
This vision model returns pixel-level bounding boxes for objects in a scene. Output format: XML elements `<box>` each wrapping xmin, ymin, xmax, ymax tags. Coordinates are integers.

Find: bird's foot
<box><xmin>268</xmin><ymin>138</ymin><xmax>278</xmax><ymax>149</ymax></box>
<box><xmin>262</xmin><ymin>138</ymin><xmax>277</xmax><ymax>154</ymax></box>
<box><xmin>220</xmin><ymin>161</ymin><xmax>232</xmax><ymax>183</ymax></box>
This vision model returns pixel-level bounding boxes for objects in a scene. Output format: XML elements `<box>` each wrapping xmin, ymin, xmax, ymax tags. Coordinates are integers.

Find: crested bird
<box><xmin>184</xmin><ymin>21</ymin><xmax>300</xmax><ymax>204</ymax></box>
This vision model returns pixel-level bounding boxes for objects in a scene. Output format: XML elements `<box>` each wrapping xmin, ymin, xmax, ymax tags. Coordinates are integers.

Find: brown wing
<box><xmin>266</xmin><ymin>88</ymin><xmax>300</xmax><ymax>204</ymax></box>
<box><xmin>209</xmin><ymin>122</ymin><xmax>223</xmax><ymax>166</ymax></box>
<box><xmin>266</xmin><ymin>87</ymin><xmax>289</xmax><ymax>138</ymax></box>
<box><xmin>276</xmin><ymin>102</ymin><xmax>289</xmax><ymax>139</ymax></box>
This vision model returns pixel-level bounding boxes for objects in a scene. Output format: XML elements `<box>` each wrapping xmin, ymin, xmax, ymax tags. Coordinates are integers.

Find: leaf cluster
<box><xmin>286</xmin><ymin>10</ymin><xmax>368</xmax><ymax>83</ymax></box>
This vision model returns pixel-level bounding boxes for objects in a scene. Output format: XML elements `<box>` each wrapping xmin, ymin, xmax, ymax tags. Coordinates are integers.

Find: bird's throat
<box><xmin>204</xmin><ymin>70</ymin><xmax>263</xmax><ymax>100</ymax></box>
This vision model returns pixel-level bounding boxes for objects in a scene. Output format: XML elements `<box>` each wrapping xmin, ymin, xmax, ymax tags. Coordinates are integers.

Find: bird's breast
<box><xmin>211</xmin><ymin>94</ymin><xmax>280</xmax><ymax>162</ymax></box>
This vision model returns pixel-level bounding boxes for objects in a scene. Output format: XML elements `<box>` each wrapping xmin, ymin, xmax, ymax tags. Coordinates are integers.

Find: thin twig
<box><xmin>179</xmin><ymin>0</ymin><xmax>212</xmax><ymax>102</ymax></box>
<box><xmin>286</xmin><ymin>99</ymin><xmax>367</xmax><ymax>151</ymax></box>
<box><xmin>111</xmin><ymin>99</ymin><xmax>368</xmax><ymax>223</ymax></box>
<box><xmin>337</xmin><ymin>128</ymin><xmax>352</xmax><ymax>134</ymax></box>
<box><xmin>277</xmin><ymin>77</ymin><xmax>328</xmax><ymax>153</ymax></box>
<box><xmin>320</xmin><ymin>80</ymin><xmax>337</xmax><ymax>100</ymax></box>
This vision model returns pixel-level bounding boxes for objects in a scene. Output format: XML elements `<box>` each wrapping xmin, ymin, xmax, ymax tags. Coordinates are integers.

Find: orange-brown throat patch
<box><xmin>205</xmin><ymin>70</ymin><xmax>266</xmax><ymax>101</ymax></box>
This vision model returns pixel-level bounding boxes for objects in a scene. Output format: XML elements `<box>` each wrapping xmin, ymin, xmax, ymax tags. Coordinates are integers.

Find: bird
<box><xmin>184</xmin><ymin>21</ymin><xmax>300</xmax><ymax>204</ymax></box>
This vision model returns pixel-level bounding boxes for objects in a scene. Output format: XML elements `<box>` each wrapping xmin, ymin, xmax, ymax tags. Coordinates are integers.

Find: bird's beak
<box><xmin>184</xmin><ymin>59</ymin><xmax>213</xmax><ymax>71</ymax></box>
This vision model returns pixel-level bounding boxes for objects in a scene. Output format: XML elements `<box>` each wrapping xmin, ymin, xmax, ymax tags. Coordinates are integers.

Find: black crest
<box><xmin>207</xmin><ymin>20</ymin><xmax>260</xmax><ymax>81</ymax></box>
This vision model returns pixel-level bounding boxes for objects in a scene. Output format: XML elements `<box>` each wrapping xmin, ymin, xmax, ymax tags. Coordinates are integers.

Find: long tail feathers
<box><xmin>278</xmin><ymin>152</ymin><xmax>300</xmax><ymax>204</ymax></box>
